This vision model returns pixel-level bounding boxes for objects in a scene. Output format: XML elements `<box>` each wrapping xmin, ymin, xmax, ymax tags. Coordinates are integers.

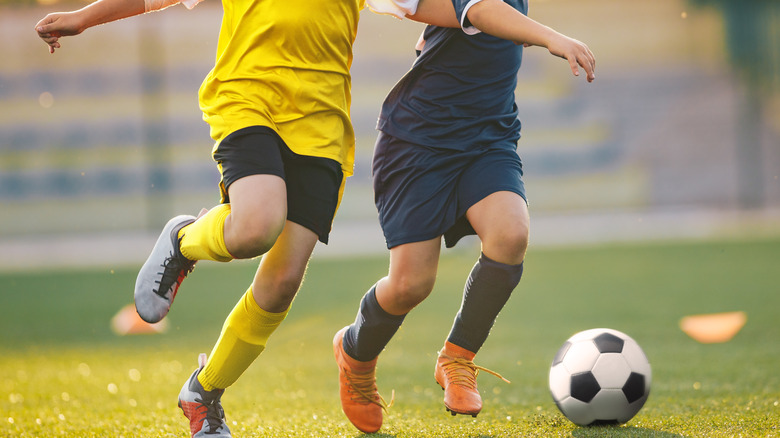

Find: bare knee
<box><xmin>483</xmin><ymin>225</ymin><xmax>529</xmax><ymax>265</ymax></box>
<box><xmin>381</xmin><ymin>272</ymin><xmax>437</xmax><ymax>314</ymax></box>
<box><xmin>225</xmin><ymin>216</ymin><xmax>285</xmax><ymax>259</ymax></box>
<box><xmin>253</xmin><ymin>266</ymin><xmax>304</xmax><ymax>312</ymax></box>
<box><xmin>233</xmin><ymin>228</ymin><xmax>279</xmax><ymax>259</ymax></box>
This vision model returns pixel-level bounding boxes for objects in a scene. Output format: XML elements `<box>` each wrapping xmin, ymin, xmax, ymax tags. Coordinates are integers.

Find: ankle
<box><xmin>343</xmin><ymin>351</ymin><xmax>377</xmax><ymax>371</ymax></box>
<box><xmin>442</xmin><ymin>341</ymin><xmax>476</xmax><ymax>361</ymax></box>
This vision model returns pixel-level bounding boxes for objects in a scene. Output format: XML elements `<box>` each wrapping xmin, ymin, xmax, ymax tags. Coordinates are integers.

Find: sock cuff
<box><xmin>480</xmin><ymin>252</ymin><xmax>524</xmax><ymax>269</ymax></box>
<box><xmin>242</xmin><ymin>286</ymin><xmax>290</xmax><ymax>328</ymax></box>
<box><xmin>179</xmin><ymin>204</ymin><xmax>234</xmax><ymax>262</ymax></box>
<box><xmin>478</xmin><ymin>252</ymin><xmax>524</xmax><ymax>285</ymax></box>
<box><xmin>365</xmin><ymin>286</ymin><xmax>406</xmax><ymax>321</ymax></box>
<box><xmin>177</xmin><ymin>203</ymin><xmax>230</xmax><ymax>239</ymax></box>
<box><xmin>198</xmin><ymin>370</ymin><xmax>219</xmax><ymax>392</ymax></box>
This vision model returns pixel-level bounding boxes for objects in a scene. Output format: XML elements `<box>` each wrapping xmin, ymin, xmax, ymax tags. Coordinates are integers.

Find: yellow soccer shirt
<box><xmin>199</xmin><ymin>0</ymin><xmax>365</xmax><ymax>176</ymax></box>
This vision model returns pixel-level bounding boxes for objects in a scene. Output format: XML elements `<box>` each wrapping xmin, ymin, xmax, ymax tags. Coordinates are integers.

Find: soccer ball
<box><xmin>548</xmin><ymin>328</ymin><xmax>651</xmax><ymax>426</ymax></box>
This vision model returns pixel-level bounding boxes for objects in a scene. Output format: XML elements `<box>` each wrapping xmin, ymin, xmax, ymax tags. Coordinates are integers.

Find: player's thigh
<box><xmin>467</xmin><ymin>191</ymin><xmax>529</xmax><ymax>241</ymax></box>
<box><xmin>460</xmin><ymin>147</ymin><xmax>529</xmax><ymax>263</ymax></box>
<box><xmin>215</xmin><ymin>126</ymin><xmax>289</xmax><ymax>237</ymax></box>
<box><xmin>227</xmin><ymin>174</ymin><xmax>287</xmax><ymax>238</ymax></box>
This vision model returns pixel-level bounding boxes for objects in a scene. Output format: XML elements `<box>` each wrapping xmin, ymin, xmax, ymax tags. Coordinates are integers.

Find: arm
<box><xmin>407</xmin><ymin>0</ymin><xmax>460</xmax><ymax>28</ymax></box>
<box><xmin>35</xmin><ymin>0</ymin><xmax>146</xmax><ymax>53</ymax></box>
<box><xmin>382</xmin><ymin>0</ymin><xmax>595</xmax><ymax>82</ymax></box>
<box><xmin>465</xmin><ymin>0</ymin><xmax>596</xmax><ymax>82</ymax></box>
<box><xmin>35</xmin><ymin>0</ymin><xmax>201</xmax><ymax>54</ymax></box>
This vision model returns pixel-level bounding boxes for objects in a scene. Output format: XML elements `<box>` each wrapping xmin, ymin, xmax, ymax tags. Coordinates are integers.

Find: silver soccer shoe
<box><xmin>134</xmin><ymin>214</ymin><xmax>197</xmax><ymax>323</ymax></box>
<box><xmin>178</xmin><ymin>354</ymin><xmax>231</xmax><ymax>438</ymax></box>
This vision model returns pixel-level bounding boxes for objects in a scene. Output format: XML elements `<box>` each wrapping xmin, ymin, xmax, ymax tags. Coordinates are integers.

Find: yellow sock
<box><xmin>179</xmin><ymin>203</ymin><xmax>233</xmax><ymax>262</ymax></box>
<box><xmin>198</xmin><ymin>286</ymin><xmax>289</xmax><ymax>391</ymax></box>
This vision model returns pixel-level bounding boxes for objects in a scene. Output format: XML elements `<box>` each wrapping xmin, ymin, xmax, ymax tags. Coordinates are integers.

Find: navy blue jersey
<box><xmin>377</xmin><ymin>0</ymin><xmax>528</xmax><ymax>150</ymax></box>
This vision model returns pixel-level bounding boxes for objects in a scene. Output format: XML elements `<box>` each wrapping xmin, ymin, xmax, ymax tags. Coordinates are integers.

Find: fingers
<box><xmin>582</xmin><ymin>48</ymin><xmax>596</xmax><ymax>82</ymax></box>
<box><xmin>34</xmin><ymin>16</ymin><xmax>51</xmax><ymax>32</ymax></box>
<box><xmin>36</xmin><ymin>16</ymin><xmax>57</xmax><ymax>52</ymax></box>
<box><xmin>38</xmin><ymin>33</ymin><xmax>61</xmax><ymax>44</ymax></box>
<box><xmin>38</xmin><ymin>33</ymin><xmax>61</xmax><ymax>53</ymax></box>
<box><xmin>571</xmin><ymin>45</ymin><xmax>596</xmax><ymax>82</ymax></box>
<box><xmin>35</xmin><ymin>15</ymin><xmax>58</xmax><ymax>36</ymax></box>
<box><xmin>548</xmin><ymin>35</ymin><xmax>596</xmax><ymax>83</ymax></box>
<box><xmin>568</xmin><ymin>56</ymin><xmax>580</xmax><ymax>78</ymax></box>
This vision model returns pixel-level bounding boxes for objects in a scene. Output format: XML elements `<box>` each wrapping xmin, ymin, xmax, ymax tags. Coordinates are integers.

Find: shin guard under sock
<box><xmin>343</xmin><ymin>286</ymin><xmax>406</xmax><ymax>362</ymax></box>
<box><xmin>198</xmin><ymin>286</ymin><xmax>289</xmax><ymax>390</ymax></box>
<box><xmin>447</xmin><ymin>253</ymin><xmax>524</xmax><ymax>354</ymax></box>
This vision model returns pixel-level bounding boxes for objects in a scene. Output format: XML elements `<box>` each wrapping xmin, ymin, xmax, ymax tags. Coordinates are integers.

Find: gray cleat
<box><xmin>134</xmin><ymin>214</ymin><xmax>197</xmax><ymax>323</ymax></box>
<box><xmin>178</xmin><ymin>353</ymin><xmax>231</xmax><ymax>437</ymax></box>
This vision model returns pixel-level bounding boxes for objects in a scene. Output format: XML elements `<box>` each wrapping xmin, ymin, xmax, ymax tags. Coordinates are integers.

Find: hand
<box><xmin>35</xmin><ymin>12</ymin><xmax>85</xmax><ymax>54</ymax></box>
<box><xmin>546</xmin><ymin>34</ymin><xmax>596</xmax><ymax>82</ymax></box>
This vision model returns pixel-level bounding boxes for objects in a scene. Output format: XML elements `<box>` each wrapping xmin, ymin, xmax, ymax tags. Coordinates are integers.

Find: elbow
<box><xmin>464</xmin><ymin>0</ymin><xmax>493</xmax><ymax>29</ymax></box>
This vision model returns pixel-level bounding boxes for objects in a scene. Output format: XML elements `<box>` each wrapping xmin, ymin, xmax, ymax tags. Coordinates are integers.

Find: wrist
<box><xmin>536</xmin><ymin>26</ymin><xmax>560</xmax><ymax>49</ymax></box>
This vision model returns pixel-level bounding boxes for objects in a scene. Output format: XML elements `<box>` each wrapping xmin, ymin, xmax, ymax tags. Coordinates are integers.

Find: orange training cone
<box><xmin>679</xmin><ymin>311</ymin><xmax>747</xmax><ymax>344</ymax></box>
<box><xmin>111</xmin><ymin>303</ymin><xmax>169</xmax><ymax>335</ymax></box>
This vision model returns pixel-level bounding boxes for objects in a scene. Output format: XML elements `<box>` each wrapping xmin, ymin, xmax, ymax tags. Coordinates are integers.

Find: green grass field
<box><xmin>1</xmin><ymin>238</ymin><xmax>779</xmax><ymax>437</ymax></box>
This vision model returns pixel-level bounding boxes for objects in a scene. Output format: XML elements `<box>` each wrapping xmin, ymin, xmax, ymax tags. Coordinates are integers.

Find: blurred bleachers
<box><xmin>1</xmin><ymin>0</ymin><xmax>779</xmax><ymax>269</ymax></box>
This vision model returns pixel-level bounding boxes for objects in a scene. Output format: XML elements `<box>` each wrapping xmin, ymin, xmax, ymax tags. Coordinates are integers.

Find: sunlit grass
<box><xmin>2</xmin><ymin>238</ymin><xmax>779</xmax><ymax>436</ymax></box>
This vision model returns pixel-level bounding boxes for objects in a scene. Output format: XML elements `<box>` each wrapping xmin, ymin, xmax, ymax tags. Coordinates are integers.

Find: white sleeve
<box><xmin>144</xmin><ymin>0</ymin><xmax>202</xmax><ymax>12</ymax></box>
<box><xmin>366</xmin><ymin>0</ymin><xmax>419</xmax><ymax>20</ymax></box>
<box><xmin>180</xmin><ymin>0</ymin><xmax>203</xmax><ymax>10</ymax></box>
<box><xmin>460</xmin><ymin>0</ymin><xmax>484</xmax><ymax>35</ymax></box>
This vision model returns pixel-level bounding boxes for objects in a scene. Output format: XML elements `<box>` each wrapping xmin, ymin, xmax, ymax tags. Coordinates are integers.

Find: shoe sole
<box><xmin>436</xmin><ymin>379</ymin><xmax>480</xmax><ymax>418</ymax></box>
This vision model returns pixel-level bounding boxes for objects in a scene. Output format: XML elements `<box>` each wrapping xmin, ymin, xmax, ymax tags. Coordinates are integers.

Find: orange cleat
<box><xmin>333</xmin><ymin>327</ymin><xmax>392</xmax><ymax>433</ymax></box>
<box><xmin>434</xmin><ymin>342</ymin><xmax>510</xmax><ymax>417</ymax></box>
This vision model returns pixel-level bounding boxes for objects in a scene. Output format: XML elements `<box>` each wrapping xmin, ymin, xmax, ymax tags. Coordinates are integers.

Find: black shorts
<box><xmin>373</xmin><ymin>131</ymin><xmax>527</xmax><ymax>249</ymax></box>
<box><xmin>213</xmin><ymin>126</ymin><xmax>344</xmax><ymax>244</ymax></box>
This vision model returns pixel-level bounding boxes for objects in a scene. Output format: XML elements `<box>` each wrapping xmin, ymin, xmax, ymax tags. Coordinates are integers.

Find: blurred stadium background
<box><xmin>0</xmin><ymin>0</ymin><xmax>778</xmax><ymax>271</ymax></box>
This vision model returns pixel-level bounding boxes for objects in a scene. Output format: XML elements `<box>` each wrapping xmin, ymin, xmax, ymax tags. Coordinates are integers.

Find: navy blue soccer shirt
<box><xmin>377</xmin><ymin>0</ymin><xmax>528</xmax><ymax>150</ymax></box>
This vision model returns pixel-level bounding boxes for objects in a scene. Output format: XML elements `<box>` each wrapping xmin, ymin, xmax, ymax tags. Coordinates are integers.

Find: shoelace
<box><xmin>343</xmin><ymin>365</ymin><xmax>395</xmax><ymax>412</ymax></box>
<box><xmin>193</xmin><ymin>395</ymin><xmax>226</xmax><ymax>434</ymax></box>
<box><xmin>438</xmin><ymin>351</ymin><xmax>511</xmax><ymax>389</ymax></box>
<box><xmin>154</xmin><ymin>243</ymin><xmax>196</xmax><ymax>298</ymax></box>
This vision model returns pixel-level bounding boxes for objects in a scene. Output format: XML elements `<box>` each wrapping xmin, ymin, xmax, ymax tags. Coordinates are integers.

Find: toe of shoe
<box><xmin>344</xmin><ymin>406</ymin><xmax>382</xmax><ymax>433</ymax></box>
<box><xmin>444</xmin><ymin>390</ymin><xmax>482</xmax><ymax>415</ymax></box>
<box><xmin>134</xmin><ymin>297</ymin><xmax>166</xmax><ymax>323</ymax></box>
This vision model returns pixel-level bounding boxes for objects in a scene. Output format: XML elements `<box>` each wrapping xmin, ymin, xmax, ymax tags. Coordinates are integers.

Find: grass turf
<box><xmin>1</xmin><ymin>237</ymin><xmax>779</xmax><ymax>437</ymax></box>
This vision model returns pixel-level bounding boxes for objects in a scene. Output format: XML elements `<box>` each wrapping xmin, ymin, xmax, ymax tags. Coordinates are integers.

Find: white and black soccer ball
<box><xmin>548</xmin><ymin>328</ymin><xmax>651</xmax><ymax>426</ymax></box>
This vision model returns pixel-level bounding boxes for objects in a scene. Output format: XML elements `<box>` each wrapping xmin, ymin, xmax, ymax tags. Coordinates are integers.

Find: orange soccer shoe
<box><xmin>333</xmin><ymin>327</ymin><xmax>391</xmax><ymax>433</ymax></box>
<box><xmin>434</xmin><ymin>342</ymin><xmax>510</xmax><ymax>417</ymax></box>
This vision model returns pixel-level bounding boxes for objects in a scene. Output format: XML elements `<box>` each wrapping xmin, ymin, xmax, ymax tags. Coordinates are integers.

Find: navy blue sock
<box><xmin>447</xmin><ymin>253</ymin><xmax>524</xmax><ymax>354</ymax></box>
<box><xmin>342</xmin><ymin>286</ymin><xmax>406</xmax><ymax>362</ymax></box>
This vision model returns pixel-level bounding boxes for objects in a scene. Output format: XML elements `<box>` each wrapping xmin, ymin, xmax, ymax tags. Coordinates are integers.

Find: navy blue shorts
<box><xmin>213</xmin><ymin>126</ymin><xmax>344</xmax><ymax>244</ymax></box>
<box><xmin>372</xmin><ymin>131</ymin><xmax>526</xmax><ymax>249</ymax></box>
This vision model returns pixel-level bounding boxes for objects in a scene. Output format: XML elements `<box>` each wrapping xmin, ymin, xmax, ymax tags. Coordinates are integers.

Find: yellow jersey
<box><xmin>199</xmin><ymin>0</ymin><xmax>365</xmax><ymax>176</ymax></box>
